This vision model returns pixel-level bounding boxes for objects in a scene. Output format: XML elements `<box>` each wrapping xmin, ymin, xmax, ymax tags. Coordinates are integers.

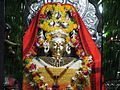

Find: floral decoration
<box><xmin>70</xmin><ymin>55</ymin><xmax>93</xmax><ymax>90</ymax></box>
<box><xmin>24</xmin><ymin>57</ymin><xmax>48</xmax><ymax>90</ymax></box>
<box><xmin>39</xmin><ymin>3</ymin><xmax>77</xmax><ymax>34</ymax></box>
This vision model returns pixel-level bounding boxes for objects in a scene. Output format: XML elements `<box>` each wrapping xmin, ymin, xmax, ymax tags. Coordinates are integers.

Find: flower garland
<box><xmin>24</xmin><ymin>57</ymin><xmax>48</xmax><ymax>89</ymax></box>
<box><xmin>39</xmin><ymin>3</ymin><xmax>77</xmax><ymax>34</ymax></box>
<box><xmin>70</xmin><ymin>55</ymin><xmax>93</xmax><ymax>90</ymax></box>
<box><xmin>68</xmin><ymin>30</ymin><xmax>93</xmax><ymax>90</ymax></box>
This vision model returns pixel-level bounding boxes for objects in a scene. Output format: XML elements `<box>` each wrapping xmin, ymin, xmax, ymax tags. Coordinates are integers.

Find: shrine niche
<box><xmin>23</xmin><ymin>0</ymin><xmax>101</xmax><ymax>90</ymax></box>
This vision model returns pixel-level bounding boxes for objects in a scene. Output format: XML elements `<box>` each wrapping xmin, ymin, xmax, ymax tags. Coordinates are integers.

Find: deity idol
<box><xmin>23</xmin><ymin>2</ymin><xmax>102</xmax><ymax>90</ymax></box>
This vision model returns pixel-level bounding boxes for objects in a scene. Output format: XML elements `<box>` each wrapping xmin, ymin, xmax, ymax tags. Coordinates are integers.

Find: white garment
<box><xmin>32</xmin><ymin>57</ymin><xmax>82</xmax><ymax>69</ymax></box>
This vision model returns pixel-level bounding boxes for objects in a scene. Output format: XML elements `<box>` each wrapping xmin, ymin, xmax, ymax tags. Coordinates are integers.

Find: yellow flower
<box><xmin>47</xmin><ymin>5</ymin><xmax>53</xmax><ymax>11</ymax></box>
<box><xmin>65</xmin><ymin>5</ymin><xmax>71</xmax><ymax>11</ymax></box>
<box><xmin>46</xmin><ymin>35</ymin><xmax>51</xmax><ymax>42</ymax></box>
<box><xmin>76</xmin><ymin>50</ymin><xmax>83</xmax><ymax>56</ymax></box>
<box><xmin>84</xmin><ymin>56</ymin><xmax>89</xmax><ymax>61</ymax></box>
<box><xmin>40</xmin><ymin>6</ymin><xmax>47</xmax><ymax>14</ymax></box>
<box><xmin>53</xmin><ymin>27</ymin><xmax>59</xmax><ymax>31</ymax></box>
<box><xmin>26</xmin><ymin>64</ymin><xmax>31</xmax><ymax>69</ymax></box>
<box><xmin>43</xmin><ymin>22</ymin><xmax>49</xmax><ymax>31</ymax></box>
<box><xmin>54</xmin><ymin>3</ymin><xmax>60</xmax><ymax>11</ymax></box>
<box><xmin>33</xmin><ymin>76</ymin><xmax>40</xmax><ymax>83</ymax></box>
<box><xmin>39</xmin><ymin>3</ymin><xmax>77</xmax><ymax>34</ymax></box>
<box><xmin>66</xmin><ymin>36</ymin><xmax>70</xmax><ymax>43</ymax></box>
<box><xmin>73</xmin><ymin>24</ymin><xmax>77</xmax><ymax>29</ymax></box>
<box><xmin>73</xmin><ymin>83</ymin><xmax>77</xmax><ymax>89</ymax></box>
<box><xmin>76</xmin><ymin>50</ymin><xmax>80</xmax><ymax>56</ymax></box>
<box><xmin>82</xmin><ymin>66</ymin><xmax>88</xmax><ymax>71</ymax></box>
<box><xmin>60</xmin><ymin>7</ymin><xmax>65</xmax><ymax>14</ymax></box>
<box><xmin>63</xmin><ymin>29</ymin><xmax>68</xmax><ymax>33</ymax></box>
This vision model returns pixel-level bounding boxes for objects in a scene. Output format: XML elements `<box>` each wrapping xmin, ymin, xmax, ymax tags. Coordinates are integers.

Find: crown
<box><xmin>39</xmin><ymin>3</ymin><xmax>77</xmax><ymax>34</ymax></box>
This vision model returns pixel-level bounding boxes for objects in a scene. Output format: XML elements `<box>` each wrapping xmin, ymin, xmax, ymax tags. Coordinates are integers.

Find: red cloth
<box><xmin>23</xmin><ymin>3</ymin><xmax>102</xmax><ymax>90</ymax></box>
<box><xmin>23</xmin><ymin>15</ymin><xmax>39</xmax><ymax>60</ymax></box>
<box><xmin>75</xmin><ymin>13</ymin><xmax>101</xmax><ymax>90</ymax></box>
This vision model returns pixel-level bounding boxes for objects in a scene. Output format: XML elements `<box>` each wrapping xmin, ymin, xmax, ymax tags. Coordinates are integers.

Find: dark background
<box><xmin>0</xmin><ymin>0</ymin><xmax>4</xmax><ymax>89</ymax></box>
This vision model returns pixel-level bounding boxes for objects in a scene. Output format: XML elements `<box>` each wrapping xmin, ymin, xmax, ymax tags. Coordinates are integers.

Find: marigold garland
<box><xmin>39</xmin><ymin>3</ymin><xmax>77</xmax><ymax>34</ymax></box>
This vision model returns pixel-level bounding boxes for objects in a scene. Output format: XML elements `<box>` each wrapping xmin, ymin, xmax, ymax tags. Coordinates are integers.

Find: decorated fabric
<box><xmin>23</xmin><ymin>3</ymin><xmax>101</xmax><ymax>90</ymax></box>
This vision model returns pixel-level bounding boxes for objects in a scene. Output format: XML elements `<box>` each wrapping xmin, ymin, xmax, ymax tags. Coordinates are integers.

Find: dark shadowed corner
<box><xmin>0</xmin><ymin>0</ymin><xmax>5</xmax><ymax>90</ymax></box>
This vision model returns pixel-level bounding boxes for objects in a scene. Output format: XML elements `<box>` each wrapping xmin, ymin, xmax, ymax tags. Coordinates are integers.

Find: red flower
<box><xmin>81</xmin><ymin>56</ymin><xmax>85</xmax><ymax>60</ymax></box>
<box><xmin>31</xmin><ymin>64</ymin><xmax>36</xmax><ymax>69</ymax></box>
<box><xmin>39</xmin><ymin>80</ymin><xmax>43</xmax><ymax>86</ymax></box>
<box><xmin>82</xmin><ymin>62</ymin><xmax>85</xmax><ymax>65</ymax></box>
<box><xmin>79</xmin><ymin>76</ymin><xmax>84</xmax><ymax>82</ymax></box>
<box><xmin>77</xmin><ymin>45</ymin><xmax>82</xmax><ymax>50</ymax></box>
<box><xmin>84</xmin><ymin>71</ymin><xmax>89</xmax><ymax>75</ymax></box>
<box><xmin>71</xmin><ymin>12</ymin><xmax>76</xmax><ymax>18</ymax></box>
<box><xmin>87</xmin><ymin>63</ymin><xmax>90</xmax><ymax>67</ymax></box>
<box><xmin>39</xmin><ymin>14</ymin><xmax>46</xmax><ymax>19</ymax></box>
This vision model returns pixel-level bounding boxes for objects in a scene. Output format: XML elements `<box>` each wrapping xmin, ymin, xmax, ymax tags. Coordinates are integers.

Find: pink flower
<box><xmin>31</xmin><ymin>64</ymin><xmax>36</xmax><ymax>69</ymax></box>
<box><xmin>39</xmin><ymin>14</ymin><xmax>46</xmax><ymax>19</ymax></box>
<box><xmin>79</xmin><ymin>76</ymin><xmax>84</xmax><ymax>82</ymax></box>
<box><xmin>39</xmin><ymin>80</ymin><xmax>43</xmax><ymax>86</ymax></box>
<box><xmin>71</xmin><ymin>12</ymin><xmax>76</xmax><ymax>18</ymax></box>
<box><xmin>77</xmin><ymin>45</ymin><xmax>82</xmax><ymax>50</ymax></box>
